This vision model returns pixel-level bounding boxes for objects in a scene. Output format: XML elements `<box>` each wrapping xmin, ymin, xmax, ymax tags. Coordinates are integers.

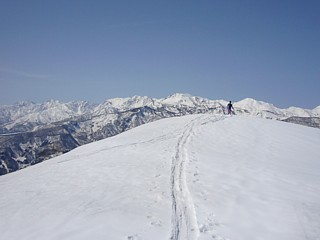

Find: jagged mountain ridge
<box><xmin>0</xmin><ymin>93</ymin><xmax>319</xmax><ymax>175</ymax></box>
<box><xmin>0</xmin><ymin>100</ymin><xmax>96</xmax><ymax>133</ymax></box>
<box><xmin>1</xmin><ymin>94</ymin><xmax>319</xmax><ymax>133</ymax></box>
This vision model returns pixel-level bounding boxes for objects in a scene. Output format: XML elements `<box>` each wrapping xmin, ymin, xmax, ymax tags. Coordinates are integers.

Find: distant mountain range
<box><xmin>1</xmin><ymin>93</ymin><xmax>319</xmax><ymax>175</ymax></box>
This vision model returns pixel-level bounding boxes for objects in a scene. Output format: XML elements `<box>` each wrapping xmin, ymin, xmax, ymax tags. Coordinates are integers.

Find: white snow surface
<box><xmin>1</xmin><ymin>115</ymin><xmax>320</xmax><ymax>240</ymax></box>
<box><xmin>312</xmin><ymin>106</ymin><xmax>320</xmax><ymax>115</ymax></box>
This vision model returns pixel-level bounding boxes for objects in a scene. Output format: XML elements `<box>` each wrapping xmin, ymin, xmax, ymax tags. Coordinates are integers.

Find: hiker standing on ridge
<box><xmin>227</xmin><ymin>101</ymin><xmax>234</xmax><ymax>115</ymax></box>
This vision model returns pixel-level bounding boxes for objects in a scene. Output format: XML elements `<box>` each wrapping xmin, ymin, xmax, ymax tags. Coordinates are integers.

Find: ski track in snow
<box><xmin>170</xmin><ymin>115</ymin><xmax>226</xmax><ymax>240</ymax></box>
<box><xmin>170</xmin><ymin>117</ymin><xmax>199</xmax><ymax>240</ymax></box>
<box><xmin>170</xmin><ymin>115</ymin><xmax>222</xmax><ymax>240</ymax></box>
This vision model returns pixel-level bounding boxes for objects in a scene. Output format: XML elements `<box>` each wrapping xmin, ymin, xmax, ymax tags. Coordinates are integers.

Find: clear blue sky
<box><xmin>1</xmin><ymin>0</ymin><xmax>319</xmax><ymax>109</ymax></box>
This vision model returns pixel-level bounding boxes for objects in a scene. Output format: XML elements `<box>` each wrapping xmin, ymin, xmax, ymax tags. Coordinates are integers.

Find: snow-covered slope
<box><xmin>312</xmin><ymin>105</ymin><xmax>320</xmax><ymax>115</ymax></box>
<box><xmin>0</xmin><ymin>100</ymin><xmax>95</xmax><ymax>131</ymax></box>
<box><xmin>1</xmin><ymin>115</ymin><xmax>319</xmax><ymax>240</ymax></box>
<box><xmin>159</xmin><ymin>93</ymin><xmax>226</xmax><ymax>108</ymax></box>
<box><xmin>235</xmin><ymin>98</ymin><xmax>284</xmax><ymax>118</ymax></box>
<box><xmin>1</xmin><ymin>94</ymin><xmax>318</xmax><ymax>133</ymax></box>
<box><xmin>1</xmin><ymin>94</ymin><xmax>319</xmax><ymax>176</ymax></box>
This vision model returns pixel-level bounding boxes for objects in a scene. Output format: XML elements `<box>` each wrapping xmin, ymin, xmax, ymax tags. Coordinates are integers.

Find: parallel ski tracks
<box><xmin>170</xmin><ymin>116</ymin><xmax>202</xmax><ymax>240</ymax></box>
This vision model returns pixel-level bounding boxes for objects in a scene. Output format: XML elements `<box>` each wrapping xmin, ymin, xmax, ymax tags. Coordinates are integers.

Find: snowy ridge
<box><xmin>0</xmin><ymin>93</ymin><xmax>319</xmax><ymax>133</ymax></box>
<box><xmin>0</xmin><ymin>93</ymin><xmax>319</xmax><ymax>176</ymax></box>
<box><xmin>236</xmin><ymin>98</ymin><xmax>282</xmax><ymax>116</ymax></box>
<box><xmin>310</xmin><ymin>105</ymin><xmax>320</xmax><ymax>116</ymax></box>
<box><xmin>1</xmin><ymin>115</ymin><xmax>320</xmax><ymax>240</ymax></box>
<box><xmin>0</xmin><ymin>100</ymin><xmax>95</xmax><ymax>130</ymax></box>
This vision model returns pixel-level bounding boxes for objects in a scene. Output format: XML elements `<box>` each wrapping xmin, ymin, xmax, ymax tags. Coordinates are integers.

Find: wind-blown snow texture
<box><xmin>1</xmin><ymin>115</ymin><xmax>320</xmax><ymax>240</ymax></box>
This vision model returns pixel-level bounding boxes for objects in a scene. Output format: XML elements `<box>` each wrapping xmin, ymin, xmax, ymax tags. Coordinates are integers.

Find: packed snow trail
<box><xmin>170</xmin><ymin>117</ymin><xmax>201</xmax><ymax>240</ymax></box>
<box><xmin>170</xmin><ymin>115</ymin><xmax>225</xmax><ymax>240</ymax></box>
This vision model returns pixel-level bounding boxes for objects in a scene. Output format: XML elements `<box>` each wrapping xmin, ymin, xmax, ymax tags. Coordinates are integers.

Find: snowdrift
<box><xmin>1</xmin><ymin>115</ymin><xmax>319</xmax><ymax>240</ymax></box>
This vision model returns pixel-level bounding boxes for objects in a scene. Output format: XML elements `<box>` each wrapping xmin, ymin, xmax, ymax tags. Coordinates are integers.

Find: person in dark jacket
<box><xmin>227</xmin><ymin>101</ymin><xmax>234</xmax><ymax>115</ymax></box>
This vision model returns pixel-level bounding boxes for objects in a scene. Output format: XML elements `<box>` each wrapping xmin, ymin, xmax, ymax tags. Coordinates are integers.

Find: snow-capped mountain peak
<box><xmin>161</xmin><ymin>93</ymin><xmax>206</xmax><ymax>106</ymax></box>
<box><xmin>235</xmin><ymin>98</ymin><xmax>285</xmax><ymax>118</ymax></box>
<box><xmin>286</xmin><ymin>106</ymin><xmax>313</xmax><ymax>117</ymax></box>
<box><xmin>313</xmin><ymin>105</ymin><xmax>320</xmax><ymax>115</ymax></box>
<box><xmin>105</xmin><ymin>95</ymin><xmax>156</xmax><ymax>110</ymax></box>
<box><xmin>236</xmin><ymin>98</ymin><xmax>276</xmax><ymax>110</ymax></box>
<box><xmin>66</xmin><ymin>101</ymin><xmax>96</xmax><ymax>115</ymax></box>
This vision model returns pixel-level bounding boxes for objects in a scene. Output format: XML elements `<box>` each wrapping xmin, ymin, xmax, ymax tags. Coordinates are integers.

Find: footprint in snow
<box><xmin>127</xmin><ymin>234</ymin><xmax>141</xmax><ymax>240</ymax></box>
<box><xmin>151</xmin><ymin>220</ymin><xmax>162</xmax><ymax>227</ymax></box>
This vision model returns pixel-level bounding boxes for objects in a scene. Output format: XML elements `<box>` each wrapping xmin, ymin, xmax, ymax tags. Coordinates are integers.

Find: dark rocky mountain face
<box><xmin>282</xmin><ymin>117</ymin><xmax>320</xmax><ymax>129</ymax></box>
<box><xmin>0</xmin><ymin>124</ymin><xmax>80</xmax><ymax>175</ymax></box>
<box><xmin>0</xmin><ymin>95</ymin><xmax>319</xmax><ymax>175</ymax></box>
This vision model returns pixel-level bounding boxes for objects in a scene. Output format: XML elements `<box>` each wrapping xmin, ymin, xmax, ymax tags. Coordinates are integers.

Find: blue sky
<box><xmin>1</xmin><ymin>0</ymin><xmax>319</xmax><ymax>109</ymax></box>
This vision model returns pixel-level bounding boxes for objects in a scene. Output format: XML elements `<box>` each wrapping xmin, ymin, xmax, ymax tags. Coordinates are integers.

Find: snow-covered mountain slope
<box><xmin>236</xmin><ymin>98</ymin><xmax>284</xmax><ymax>118</ymax></box>
<box><xmin>1</xmin><ymin>94</ymin><xmax>318</xmax><ymax>133</ymax></box>
<box><xmin>313</xmin><ymin>105</ymin><xmax>320</xmax><ymax>115</ymax></box>
<box><xmin>1</xmin><ymin>94</ymin><xmax>319</xmax><ymax>176</ymax></box>
<box><xmin>236</xmin><ymin>98</ymin><xmax>319</xmax><ymax>119</ymax></box>
<box><xmin>0</xmin><ymin>100</ymin><xmax>95</xmax><ymax>132</ymax></box>
<box><xmin>1</xmin><ymin>115</ymin><xmax>319</xmax><ymax>240</ymax></box>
